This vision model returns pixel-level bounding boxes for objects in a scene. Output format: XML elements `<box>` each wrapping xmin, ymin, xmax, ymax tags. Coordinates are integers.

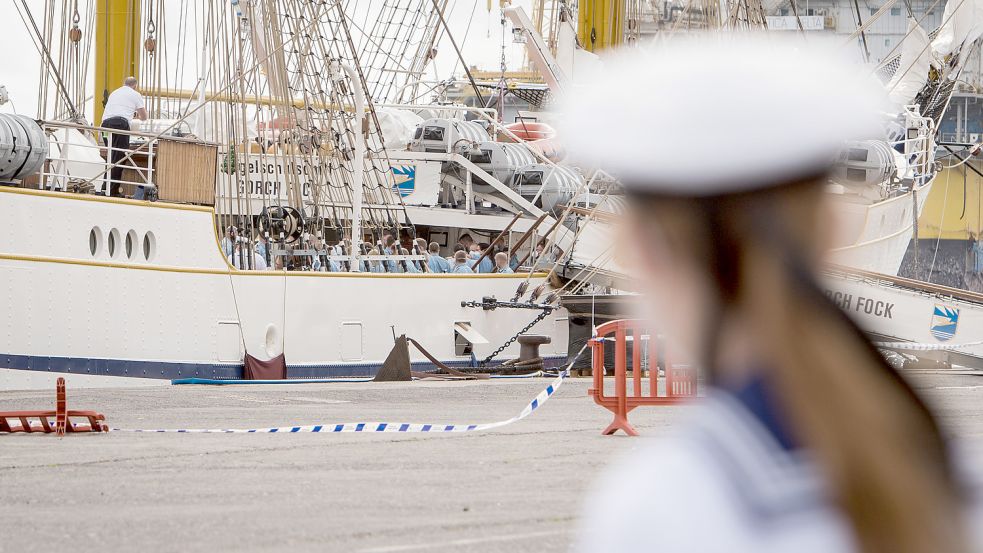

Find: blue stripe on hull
<box><xmin>0</xmin><ymin>352</ymin><xmax>568</xmax><ymax>380</ymax></box>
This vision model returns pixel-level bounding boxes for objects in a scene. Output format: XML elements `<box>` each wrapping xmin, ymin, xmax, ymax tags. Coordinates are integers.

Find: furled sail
<box><xmin>931</xmin><ymin>0</ymin><xmax>983</xmax><ymax>60</ymax></box>
<box><xmin>886</xmin><ymin>19</ymin><xmax>933</xmax><ymax>109</ymax></box>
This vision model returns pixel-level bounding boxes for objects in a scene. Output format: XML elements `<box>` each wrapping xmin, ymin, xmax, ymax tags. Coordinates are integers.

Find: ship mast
<box><xmin>577</xmin><ymin>0</ymin><xmax>625</xmax><ymax>52</ymax></box>
<box><xmin>94</xmin><ymin>0</ymin><xmax>142</xmax><ymax>124</ymax></box>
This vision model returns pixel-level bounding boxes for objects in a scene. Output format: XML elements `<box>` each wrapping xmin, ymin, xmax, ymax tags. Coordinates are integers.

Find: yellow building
<box><xmin>917</xmin><ymin>93</ymin><xmax>983</xmax><ymax>240</ymax></box>
<box><xmin>918</xmin><ymin>161</ymin><xmax>983</xmax><ymax>240</ymax></box>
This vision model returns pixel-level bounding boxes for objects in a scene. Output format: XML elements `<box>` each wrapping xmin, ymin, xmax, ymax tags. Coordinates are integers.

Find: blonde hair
<box><xmin>642</xmin><ymin>181</ymin><xmax>967</xmax><ymax>553</ymax></box>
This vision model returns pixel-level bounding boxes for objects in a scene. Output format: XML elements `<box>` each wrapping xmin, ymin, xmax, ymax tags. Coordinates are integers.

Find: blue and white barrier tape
<box><xmin>874</xmin><ymin>338</ymin><xmax>983</xmax><ymax>352</ymax></box>
<box><xmin>173</xmin><ymin>377</ymin><xmax>374</xmax><ymax>385</ymax></box>
<box><xmin>111</xmin><ymin>348</ymin><xmax>585</xmax><ymax>434</ymax></box>
<box><xmin>172</xmin><ymin>371</ymin><xmax>546</xmax><ymax>386</ymax></box>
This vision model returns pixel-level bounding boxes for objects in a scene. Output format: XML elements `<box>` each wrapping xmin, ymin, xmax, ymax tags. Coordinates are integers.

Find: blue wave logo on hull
<box><xmin>392</xmin><ymin>165</ymin><xmax>415</xmax><ymax>197</ymax></box>
<box><xmin>930</xmin><ymin>304</ymin><xmax>959</xmax><ymax>342</ymax></box>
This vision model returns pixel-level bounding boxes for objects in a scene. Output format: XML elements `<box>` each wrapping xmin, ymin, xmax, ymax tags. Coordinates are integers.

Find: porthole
<box><xmin>108</xmin><ymin>228</ymin><xmax>121</xmax><ymax>258</ymax></box>
<box><xmin>125</xmin><ymin>230</ymin><xmax>138</xmax><ymax>259</ymax></box>
<box><xmin>143</xmin><ymin>231</ymin><xmax>156</xmax><ymax>261</ymax></box>
<box><xmin>89</xmin><ymin>227</ymin><xmax>103</xmax><ymax>257</ymax></box>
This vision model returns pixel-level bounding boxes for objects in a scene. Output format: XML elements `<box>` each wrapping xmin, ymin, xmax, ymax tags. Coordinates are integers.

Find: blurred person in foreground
<box><xmin>563</xmin><ymin>35</ymin><xmax>983</xmax><ymax>553</ymax></box>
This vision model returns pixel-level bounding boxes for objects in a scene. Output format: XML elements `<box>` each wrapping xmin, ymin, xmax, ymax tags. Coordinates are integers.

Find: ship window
<box><xmin>413</xmin><ymin>127</ymin><xmax>423</xmax><ymax>139</ymax></box>
<box><xmin>89</xmin><ymin>227</ymin><xmax>103</xmax><ymax>257</ymax></box>
<box><xmin>846</xmin><ymin>168</ymin><xmax>867</xmax><ymax>182</ymax></box>
<box><xmin>848</xmin><ymin>148</ymin><xmax>869</xmax><ymax>162</ymax></box>
<box><xmin>890</xmin><ymin>7</ymin><xmax>901</xmax><ymax>15</ymax></box>
<box><xmin>469</xmin><ymin>149</ymin><xmax>493</xmax><ymax>164</ymax></box>
<box><xmin>108</xmin><ymin>228</ymin><xmax>121</xmax><ymax>258</ymax></box>
<box><xmin>422</xmin><ymin>126</ymin><xmax>444</xmax><ymax>141</ymax></box>
<box><xmin>520</xmin><ymin>172</ymin><xmax>544</xmax><ymax>186</ymax></box>
<box><xmin>125</xmin><ymin>230</ymin><xmax>138</xmax><ymax>259</ymax></box>
<box><xmin>143</xmin><ymin>231</ymin><xmax>156</xmax><ymax>261</ymax></box>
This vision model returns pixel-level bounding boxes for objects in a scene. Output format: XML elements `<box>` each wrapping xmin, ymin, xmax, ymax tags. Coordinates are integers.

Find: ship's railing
<box><xmin>34</xmin><ymin>120</ymin><xmax>206</xmax><ymax>198</ymax></box>
<box><xmin>899</xmin><ymin>106</ymin><xmax>936</xmax><ymax>189</ymax></box>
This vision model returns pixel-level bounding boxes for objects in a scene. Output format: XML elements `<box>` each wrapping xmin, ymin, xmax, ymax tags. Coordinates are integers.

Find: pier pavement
<box><xmin>2</xmin><ymin>371</ymin><xmax>982</xmax><ymax>552</ymax></box>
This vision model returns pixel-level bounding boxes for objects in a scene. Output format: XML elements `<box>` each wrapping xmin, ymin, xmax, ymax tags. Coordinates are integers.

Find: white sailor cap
<box><xmin>559</xmin><ymin>34</ymin><xmax>890</xmax><ymax>196</ymax></box>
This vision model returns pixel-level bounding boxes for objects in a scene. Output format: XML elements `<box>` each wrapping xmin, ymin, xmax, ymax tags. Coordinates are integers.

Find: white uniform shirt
<box><xmin>228</xmin><ymin>251</ymin><xmax>267</xmax><ymax>271</ymax></box>
<box><xmin>576</xmin><ymin>391</ymin><xmax>983</xmax><ymax>553</ymax></box>
<box><xmin>102</xmin><ymin>86</ymin><xmax>145</xmax><ymax>123</ymax></box>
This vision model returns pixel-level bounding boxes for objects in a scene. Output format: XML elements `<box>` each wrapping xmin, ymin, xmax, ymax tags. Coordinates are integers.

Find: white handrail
<box><xmin>330</xmin><ymin>61</ymin><xmax>367</xmax><ymax>273</ymax></box>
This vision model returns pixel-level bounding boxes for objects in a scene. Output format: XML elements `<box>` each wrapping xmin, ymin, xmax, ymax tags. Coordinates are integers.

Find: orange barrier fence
<box><xmin>0</xmin><ymin>377</ymin><xmax>109</xmax><ymax>435</ymax></box>
<box><xmin>588</xmin><ymin>319</ymin><xmax>697</xmax><ymax>436</ymax></box>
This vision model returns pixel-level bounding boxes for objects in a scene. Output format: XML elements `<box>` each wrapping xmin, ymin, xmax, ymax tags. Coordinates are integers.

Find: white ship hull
<box><xmin>827</xmin><ymin>181</ymin><xmax>933</xmax><ymax>276</ymax></box>
<box><xmin>824</xmin><ymin>269</ymin><xmax>983</xmax><ymax>367</ymax></box>
<box><xmin>0</xmin><ymin>187</ymin><xmax>568</xmax><ymax>382</ymax></box>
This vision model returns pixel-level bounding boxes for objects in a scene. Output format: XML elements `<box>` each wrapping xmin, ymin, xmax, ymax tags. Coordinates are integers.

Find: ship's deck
<box><xmin>2</xmin><ymin>372</ymin><xmax>982</xmax><ymax>553</ymax></box>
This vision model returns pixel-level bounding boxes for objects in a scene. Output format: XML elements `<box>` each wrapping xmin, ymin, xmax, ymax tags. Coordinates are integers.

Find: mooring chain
<box><xmin>480</xmin><ymin>309</ymin><xmax>553</xmax><ymax>367</ymax></box>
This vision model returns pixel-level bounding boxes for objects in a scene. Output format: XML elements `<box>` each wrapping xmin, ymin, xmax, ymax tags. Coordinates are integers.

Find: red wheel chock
<box><xmin>0</xmin><ymin>377</ymin><xmax>109</xmax><ymax>435</ymax></box>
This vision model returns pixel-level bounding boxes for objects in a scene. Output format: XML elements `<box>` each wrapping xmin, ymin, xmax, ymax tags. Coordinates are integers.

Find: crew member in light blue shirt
<box><xmin>451</xmin><ymin>250</ymin><xmax>472</xmax><ymax>273</ymax></box>
<box><xmin>400</xmin><ymin>248</ymin><xmax>421</xmax><ymax>273</ymax></box>
<box><xmin>494</xmin><ymin>252</ymin><xmax>514</xmax><ymax>273</ymax></box>
<box><xmin>427</xmin><ymin>242</ymin><xmax>451</xmax><ymax>273</ymax></box>
<box><xmin>467</xmin><ymin>243</ymin><xmax>494</xmax><ymax>273</ymax></box>
<box><xmin>220</xmin><ymin>226</ymin><xmax>237</xmax><ymax>257</ymax></box>
<box><xmin>255</xmin><ymin>235</ymin><xmax>269</xmax><ymax>264</ymax></box>
<box><xmin>382</xmin><ymin>235</ymin><xmax>399</xmax><ymax>273</ymax></box>
<box><xmin>368</xmin><ymin>247</ymin><xmax>386</xmax><ymax>273</ymax></box>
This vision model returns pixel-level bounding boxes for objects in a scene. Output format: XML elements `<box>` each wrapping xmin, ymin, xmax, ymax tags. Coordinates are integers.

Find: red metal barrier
<box><xmin>0</xmin><ymin>377</ymin><xmax>109</xmax><ymax>435</ymax></box>
<box><xmin>588</xmin><ymin>319</ymin><xmax>697</xmax><ymax>436</ymax></box>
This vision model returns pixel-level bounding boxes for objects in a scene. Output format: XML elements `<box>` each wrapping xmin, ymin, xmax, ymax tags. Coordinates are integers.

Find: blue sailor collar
<box><xmin>684</xmin><ymin>387</ymin><xmax>832</xmax><ymax>525</ymax></box>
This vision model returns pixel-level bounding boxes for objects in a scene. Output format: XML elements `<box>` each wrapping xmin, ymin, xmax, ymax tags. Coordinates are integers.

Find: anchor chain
<box><xmin>460</xmin><ymin>296</ymin><xmax>555</xmax><ymax>311</ymax></box>
<box><xmin>479</xmin><ymin>308</ymin><xmax>553</xmax><ymax>366</ymax></box>
<box><xmin>460</xmin><ymin>297</ymin><xmax>558</xmax><ymax>367</ymax></box>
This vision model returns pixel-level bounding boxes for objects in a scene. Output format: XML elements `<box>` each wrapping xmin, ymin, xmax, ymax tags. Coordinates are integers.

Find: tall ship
<box><xmin>495</xmin><ymin>0</ymin><xmax>983</xmax><ymax>368</ymax></box>
<box><xmin>2</xmin><ymin>0</ymin><xmax>981</xmax><ymax>386</ymax></box>
<box><xmin>547</xmin><ymin>0</ymin><xmax>980</xmax><ymax>279</ymax></box>
<box><xmin>0</xmin><ymin>1</ymin><xmax>601</xmax><ymax>385</ymax></box>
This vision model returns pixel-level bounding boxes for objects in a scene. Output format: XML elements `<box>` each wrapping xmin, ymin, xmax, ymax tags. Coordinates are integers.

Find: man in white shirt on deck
<box><xmin>101</xmin><ymin>76</ymin><xmax>147</xmax><ymax>198</ymax></box>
